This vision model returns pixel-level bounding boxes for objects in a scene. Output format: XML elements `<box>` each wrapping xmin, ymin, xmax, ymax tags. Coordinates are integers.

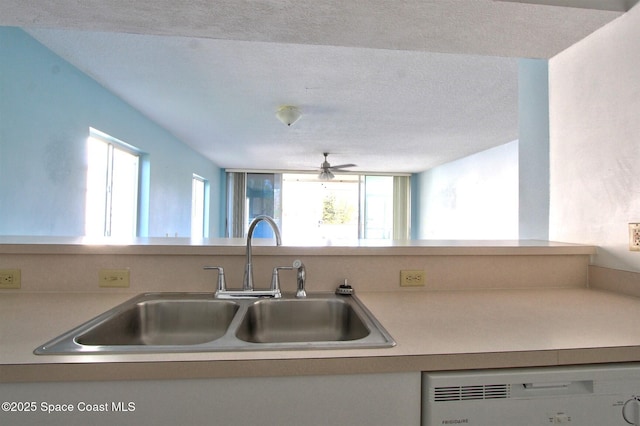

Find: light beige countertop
<box><xmin>2</xmin><ymin>288</ymin><xmax>640</xmax><ymax>383</ymax></box>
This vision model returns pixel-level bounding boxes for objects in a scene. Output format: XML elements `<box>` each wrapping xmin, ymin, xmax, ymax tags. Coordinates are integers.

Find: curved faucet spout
<box><xmin>244</xmin><ymin>215</ymin><xmax>282</xmax><ymax>291</ymax></box>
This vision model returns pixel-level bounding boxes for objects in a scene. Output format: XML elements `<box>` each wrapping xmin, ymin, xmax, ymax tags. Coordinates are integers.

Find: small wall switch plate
<box><xmin>99</xmin><ymin>269</ymin><xmax>130</xmax><ymax>288</ymax></box>
<box><xmin>400</xmin><ymin>270</ymin><xmax>425</xmax><ymax>287</ymax></box>
<box><xmin>630</xmin><ymin>223</ymin><xmax>640</xmax><ymax>252</ymax></box>
<box><xmin>0</xmin><ymin>269</ymin><xmax>21</xmax><ymax>289</ymax></box>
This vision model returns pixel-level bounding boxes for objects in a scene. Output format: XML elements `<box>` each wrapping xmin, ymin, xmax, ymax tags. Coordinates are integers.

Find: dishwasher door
<box><xmin>423</xmin><ymin>363</ymin><xmax>640</xmax><ymax>426</ymax></box>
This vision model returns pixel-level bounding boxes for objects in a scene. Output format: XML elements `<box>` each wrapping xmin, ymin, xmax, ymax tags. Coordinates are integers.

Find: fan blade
<box><xmin>328</xmin><ymin>163</ymin><xmax>356</xmax><ymax>170</ymax></box>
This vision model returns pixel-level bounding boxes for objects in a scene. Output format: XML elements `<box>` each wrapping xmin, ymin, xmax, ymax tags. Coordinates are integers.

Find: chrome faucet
<box><xmin>243</xmin><ymin>215</ymin><xmax>282</xmax><ymax>291</ymax></box>
<box><xmin>205</xmin><ymin>215</ymin><xmax>300</xmax><ymax>299</ymax></box>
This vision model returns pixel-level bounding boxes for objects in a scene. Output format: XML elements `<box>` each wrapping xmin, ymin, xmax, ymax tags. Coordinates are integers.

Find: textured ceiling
<box><xmin>3</xmin><ymin>0</ymin><xmax>631</xmax><ymax>172</ymax></box>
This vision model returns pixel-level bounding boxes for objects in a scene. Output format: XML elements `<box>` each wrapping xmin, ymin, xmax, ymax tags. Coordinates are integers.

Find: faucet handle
<box><xmin>293</xmin><ymin>259</ymin><xmax>306</xmax><ymax>298</ymax></box>
<box><xmin>203</xmin><ymin>266</ymin><xmax>226</xmax><ymax>292</ymax></box>
<box><xmin>270</xmin><ymin>267</ymin><xmax>284</xmax><ymax>291</ymax></box>
<box><xmin>270</xmin><ymin>261</ymin><xmax>306</xmax><ymax>296</ymax></box>
<box><xmin>271</xmin><ymin>265</ymin><xmax>295</xmax><ymax>292</ymax></box>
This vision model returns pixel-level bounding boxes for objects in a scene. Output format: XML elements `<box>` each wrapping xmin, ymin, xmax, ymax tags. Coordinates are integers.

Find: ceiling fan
<box><xmin>318</xmin><ymin>152</ymin><xmax>356</xmax><ymax>180</ymax></box>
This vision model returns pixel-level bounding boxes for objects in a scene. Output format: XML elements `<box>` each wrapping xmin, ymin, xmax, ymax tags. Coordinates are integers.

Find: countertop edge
<box><xmin>0</xmin><ymin>239</ymin><xmax>597</xmax><ymax>256</ymax></box>
<box><xmin>3</xmin><ymin>347</ymin><xmax>640</xmax><ymax>383</ymax></box>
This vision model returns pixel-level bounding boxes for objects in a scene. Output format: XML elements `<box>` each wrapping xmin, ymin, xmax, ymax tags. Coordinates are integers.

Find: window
<box><xmin>245</xmin><ymin>173</ymin><xmax>282</xmax><ymax>238</ymax></box>
<box><xmin>191</xmin><ymin>174</ymin><xmax>208</xmax><ymax>239</ymax></box>
<box><xmin>362</xmin><ymin>176</ymin><xmax>394</xmax><ymax>239</ymax></box>
<box><xmin>85</xmin><ymin>128</ymin><xmax>140</xmax><ymax>238</ymax></box>
<box><xmin>226</xmin><ymin>171</ymin><xmax>410</xmax><ymax>241</ymax></box>
<box><xmin>282</xmin><ymin>173</ymin><xmax>359</xmax><ymax>241</ymax></box>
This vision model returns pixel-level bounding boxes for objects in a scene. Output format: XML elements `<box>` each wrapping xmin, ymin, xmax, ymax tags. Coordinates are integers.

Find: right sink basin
<box><xmin>236</xmin><ymin>298</ymin><xmax>370</xmax><ymax>343</ymax></box>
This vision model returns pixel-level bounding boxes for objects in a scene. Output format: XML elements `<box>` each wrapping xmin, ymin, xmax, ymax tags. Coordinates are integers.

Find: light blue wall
<box><xmin>518</xmin><ymin>58</ymin><xmax>549</xmax><ymax>240</ymax></box>
<box><xmin>0</xmin><ymin>27</ymin><xmax>221</xmax><ymax>237</ymax></box>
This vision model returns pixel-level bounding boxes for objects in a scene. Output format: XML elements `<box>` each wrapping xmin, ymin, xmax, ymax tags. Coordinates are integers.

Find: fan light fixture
<box><xmin>318</xmin><ymin>169</ymin><xmax>335</xmax><ymax>181</ymax></box>
<box><xmin>316</xmin><ymin>153</ymin><xmax>355</xmax><ymax>181</ymax></box>
<box><xmin>275</xmin><ymin>105</ymin><xmax>302</xmax><ymax>127</ymax></box>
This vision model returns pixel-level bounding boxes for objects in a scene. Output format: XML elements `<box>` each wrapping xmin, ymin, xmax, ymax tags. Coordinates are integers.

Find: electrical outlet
<box><xmin>630</xmin><ymin>223</ymin><xmax>640</xmax><ymax>251</ymax></box>
<box><xmin>99</xmin><ymin>269</ymin><xmax>130</xmax><ymax>288</ymax></box>
<box><xmin>0</xmin><ymin>269</ymin><xmax>21</xmax><ymax>289</ymax></box>
<box><xmin>400</xmin><ymin>270</ymin><xmax>425</xmax><ymax>287</ymax></box>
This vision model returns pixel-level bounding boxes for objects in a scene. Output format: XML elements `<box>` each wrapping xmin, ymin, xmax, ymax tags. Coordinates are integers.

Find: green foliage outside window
<box><xmin>322</xmin><ymin>193</ymin><xmax>355</xmax><ymax>225</ymax></box>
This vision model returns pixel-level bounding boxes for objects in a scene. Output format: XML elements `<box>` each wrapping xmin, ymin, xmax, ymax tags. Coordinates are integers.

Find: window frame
<box><xmin>86</xmin><ymin>128</ymin><xmax>142</xmax><ymax>238</ymax></box>
<box><xmin>191</xmin><ymin>173</ymin><xmax>209</xmax><ymax>239</ymax></box>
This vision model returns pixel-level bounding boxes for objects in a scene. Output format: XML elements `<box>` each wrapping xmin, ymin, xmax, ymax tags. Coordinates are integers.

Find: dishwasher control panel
<box><xmin>423</xmin><ymin>364</ymin><xmax>640</xmax><ymax>426</ymax></box>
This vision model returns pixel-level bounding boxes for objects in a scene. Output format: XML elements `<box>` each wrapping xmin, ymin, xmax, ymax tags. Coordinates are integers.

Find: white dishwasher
<box><xmin>423</xmin><ymin>363</ymin><xmax>640</xmax><ymax>425</ymax></box>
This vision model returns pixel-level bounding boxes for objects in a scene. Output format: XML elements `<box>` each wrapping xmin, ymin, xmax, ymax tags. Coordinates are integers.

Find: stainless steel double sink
<box><xmin>34</xmin><ymin>292</ymin><xmax>395</xmax><ymax>354</ymax></box>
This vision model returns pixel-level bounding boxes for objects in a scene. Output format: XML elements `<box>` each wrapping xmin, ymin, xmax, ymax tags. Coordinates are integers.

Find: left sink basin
<box><xmin>34</xmin><ymin>293</ymin><xmax>239</xmax><ymax>354</ymax></box>
<box><xmin>77</xmin><ymin>298</ymin><xmax>238</xmax><ymax>346</ymax></box>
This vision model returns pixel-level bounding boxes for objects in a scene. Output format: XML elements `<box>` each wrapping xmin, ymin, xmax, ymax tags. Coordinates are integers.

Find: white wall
<box><xmin>416</xmin><ymin>140</ymin><xmax>519</xmax><ymax>239</ymax></box>
<box><xmin>549</xmin><ymin>5</ymin><xmax>640</xmax><ymax>271</ymax></box>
